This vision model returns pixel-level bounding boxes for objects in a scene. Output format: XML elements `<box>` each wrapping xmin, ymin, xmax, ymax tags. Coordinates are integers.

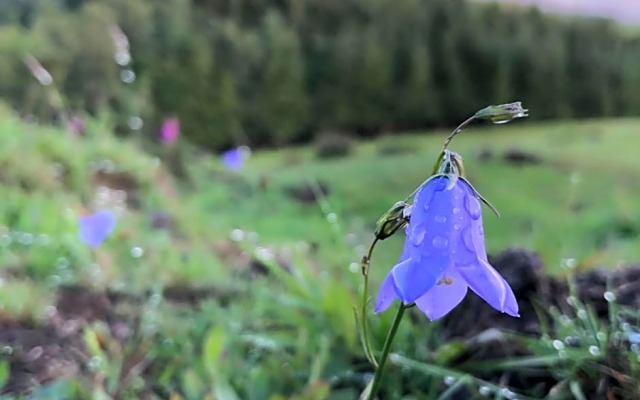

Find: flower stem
<box><xmin>366</xmin><ymin>303</ymin><xmax>406</xmax><ymax>400</ymax></box>
<box><xmin>442</xmin><ymin>115</ymin><xmax>476</xmax><ymax>150</ymax></box>
<box><xmin>359</xmin><ymin>238</ymin><xmax>379</xmax><ymax>367</ymax></box>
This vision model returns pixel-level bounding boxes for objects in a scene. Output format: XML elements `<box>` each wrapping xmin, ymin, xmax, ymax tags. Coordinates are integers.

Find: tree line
<box><xmin>0</xmin><ymin>0</ymin><xmax>639</xmax><ymax>150</ymax></box>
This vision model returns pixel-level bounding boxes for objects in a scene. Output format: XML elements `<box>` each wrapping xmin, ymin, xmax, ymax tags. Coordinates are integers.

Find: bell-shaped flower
<box><xmin>375</xmin><ymin>163</ymin><xmax>518</xmax><ymax>320</ymax></box>
<box><xmin>221</xmin><ymin>146</ymin><xmax>250</xmax><ymax>171</ymax></box>
<box><xmin>79</xmin><ymin>210</ymin><xmax>116</xmax><ymax>248</ymax></box>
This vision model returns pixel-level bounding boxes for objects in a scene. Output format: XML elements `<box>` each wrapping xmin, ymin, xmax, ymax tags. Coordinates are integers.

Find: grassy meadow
<box><xmin>1</xmin><ymin>106</ymin><xmax>640</xmax><ymax>399</ymax></box>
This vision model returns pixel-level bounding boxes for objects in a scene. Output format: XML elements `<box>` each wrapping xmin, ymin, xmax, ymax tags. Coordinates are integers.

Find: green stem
<box><xmin>442</xmin><ymin>115</ymin><xmax>476</xmax><ymax>150</ymax></box>
<box><xmin>367</xmin><ymin>303</ymin><xmax>406</xmax><ymax>400</ymax></box>
<box><xmin>359</xmin><ymin>238</ymin><xmax>379</xmax><ymax>367</ymax></box>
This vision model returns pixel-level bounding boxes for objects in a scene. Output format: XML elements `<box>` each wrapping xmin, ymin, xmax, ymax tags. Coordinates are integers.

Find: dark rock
<box><xmin>502</xmin><ymin>149</ymin><xmax>542</xmax><ymax>166</ymax></box>
<box><xmin>488</xmin><ymin>248</ymin><xmax>544</xmax><ymax>293</ymax></box>
<box><xmin>283</xmin><ymin>181</ymin><xmax>331</xmax><ymax>203</ymax></box>
<box><xmin>476</xmin><ymin>148</ymin><xmax>494</xmax><ymax>162</ymax></box>
<box><xmin>148</xmin><ymin>210</ymin><xmax>176</xmax><ymax>231</ymax></box>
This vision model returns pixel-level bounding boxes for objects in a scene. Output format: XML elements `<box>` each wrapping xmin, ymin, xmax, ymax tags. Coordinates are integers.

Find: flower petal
<box><xmin>391</xmin><ymin>177</ymin><xmax>457</xmax><ymax>302</ymax></box>
<box><xmin>79</xmin><ymin>210</ymin><xmax>116</xmax><ymax>248</ymax></box>
<box><xmin>415</xmin><ymin>267</ymin><xmax>468</xmax><ymax>320</ymax></box>
<box><xmin>499</xmin><ymin>275</ymin><xmax>520</xmax><ymax>317</ymax></box>
<box><xmin>390</xmin><ymin>258</ymin><xmax>444</xmax><ymax>303</ymax></box>
<box><xmin>375</xmin><ymin>273</ymin><xmax>398</xmax><ymax>313</ymax></box>
<box><xmin>456</xmin><ymin>258</ymin><xmax>515</xmax><ymax>315</ymax></box>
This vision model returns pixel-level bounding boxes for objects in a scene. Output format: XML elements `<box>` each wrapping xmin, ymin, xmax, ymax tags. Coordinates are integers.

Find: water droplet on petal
<box><xmin>452</xmin><ymin>207</ymin><xmax>460</xmax><ymax>214</ymax></box>
<box><xmin>453</xmin><ymin>224</ymin><xmax>461</xmax><ymax>230</ymax></box>
<box><xmin>462</xmin><ymin>228</ymin><xmax>475</xmax><ymax>252</ymax></box>
<box><xmin>464</xmin><ymin>195</ymin><xmax>482</xmax><ymax>220</ymax></box>
<box><xmin>411</xmin><ymin>225</ymin><xmax>426</xmax><ymax>246</ymax></box>
<box><xmin>433</xmin><ymin>215</ymin><xmax>447</xmax><ymax>223</ymax></box>
<box><xmin>432</xmin><ymin>236</ymin><xmax>448</xmax><ymax>249</ymax></box>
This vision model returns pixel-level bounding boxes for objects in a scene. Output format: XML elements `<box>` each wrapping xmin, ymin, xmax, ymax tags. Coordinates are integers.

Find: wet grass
<box><xmin>0</xmin><ymin>106</ymin><xmax>640</xmax><ymax>399</ymax></box>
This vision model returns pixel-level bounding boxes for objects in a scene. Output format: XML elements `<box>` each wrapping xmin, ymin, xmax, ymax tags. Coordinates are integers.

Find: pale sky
<box><xmin>475</xmin><ymin>0</ymin><xmax>640</xmax><ymax>25</ymax></box>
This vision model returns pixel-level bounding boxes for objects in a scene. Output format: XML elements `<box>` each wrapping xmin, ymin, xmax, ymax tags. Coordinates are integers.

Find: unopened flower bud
<box><xmin>474</xmin><ymin>102</ymin><xmax>528</xmax><ymax>124</ymax></box>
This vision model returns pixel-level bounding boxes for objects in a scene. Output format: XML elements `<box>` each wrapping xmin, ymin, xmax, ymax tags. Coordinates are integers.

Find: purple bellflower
<box><xmin>79</xmin><ymin>210</ymin><xmax>116</xmax><ymax>248</ymax></box>
<box><xmin>221</xmin><ymin>147</ymin><xmax>249</xmax><ymax>171</ymax></box>
<box><xmin>375</xmin><ymin>151</ymin><xmax>518</xmax><ymax>320</ymax></box>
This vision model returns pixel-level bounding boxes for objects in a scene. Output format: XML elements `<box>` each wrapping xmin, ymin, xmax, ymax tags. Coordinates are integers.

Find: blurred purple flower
<box><xmin>375</xmin><ymin>176</ymin><xmax>519</xmax><ymax>320</ymax></box>
<box><xmin>79</xmin><ymin>210</ymin><xmax>116</xmax><ymax>248</ymax></box>
<box><xmin>160</xmin><ymin>117</ymin><xmax>180</xmax><ymax>144</ymax></box>
<box><xmin>221</xmin><ymin>147</ymin><xmax>249</xmax><ymax>171</ymax></box>
<box><xmin>68</xmin><ymin>115</ymin><xmax>86</xmax><ymax>137</ymax></box>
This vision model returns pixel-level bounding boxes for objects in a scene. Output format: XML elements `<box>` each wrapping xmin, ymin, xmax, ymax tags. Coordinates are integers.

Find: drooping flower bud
<box><xmin>474</xmin><ymin>102</ymin><xmax>528</xmax><ymax>124</ymax></box>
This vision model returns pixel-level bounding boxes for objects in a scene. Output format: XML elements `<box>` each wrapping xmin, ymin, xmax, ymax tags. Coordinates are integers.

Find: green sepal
<box><xmin>374</xmin><ymin>201</ymin><xmax>410</xmax><ymax>240</ymax></box>
<box><xmin>460</xmin><ymin>177</ymin><xmax>500</xmax><ymax>218</ymax></box>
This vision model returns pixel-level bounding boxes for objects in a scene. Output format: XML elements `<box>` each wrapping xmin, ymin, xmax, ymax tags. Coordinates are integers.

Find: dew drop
<box><xmin>444</xmin><ymin>376</ymin><xmax>455</xmax><ymax>386</ymax></box>
<box><xmin>128</xmin><ymin>116</ymin><xmax>143</xmax><ymax>130</ymax></box>
<box><xmin>88</xmin><ymin>356</ymin><xmax>103</xmax><ymax>371</ymax></box>
<box><xmin>130</xmin><ymin>246</ymin><xmax>144</xmax><ymax>258</ymax></box>
<box><xmin>552</xmin><ymin>340</ymin><xmax>565</xmax><ymax>350</ymax></box>
<box><xmin>120</xmin><ymin>69</ymin><xmax>135</xmax><ymax>83</ymax></box>
<box><xmin>588</xmin><ymin>346</ymin><xmax>600</xmax><ymax>356</ymax></box>
<box><xmin>348</xmin><ymin>262</ymin><xmax>359</xmax><ymax>273</ymax></box>
<box><xmin>562</xmin><ymin>258</ymin><xmax>577</xmax><ymax>269</ymax></box>
<box><xmin>501</xmin><ymin>388</ymin><xmax>515</xmax><ymax>399</ymax></box>
<box><xmin>596</xmin><ymin>332</ymin><xmax>606</xmax><ymax>342</ymax></box>
<box><xmin>464</xmin><ymin>195</ymin><xmax>482</xmax><ymax>220</ymax></box>
<box><xmin>453</xmin><ymin>223</ymin><xmax>461</xmax><ymax>230</ymax></box>
<box><xmin>433</xmin><ymin>215</ymin><xmax>447</xmax><ymax>223</ymax></box>
<box><xmin>604</xmin><ymin>291</ymin><xmax>616</xmax><ymax>302</ymax></box>
<box><xmin>411</xmin><ymin>225</ymin><xmax>426</xmax><ymax>246</ymax></box>
<box><xmin>432</xmin><ymin>236</ymin><xmax>449</xmax><ymax>249</ymax></box>
<box><xmin>462</xmin><ymin>228</ymin><xmax>475</xmax><ymax>252</ymax></box>
<box><xmin>577</xmin><ymin>309</ymin><xmax>587</xmax><ymax>320</ymax></box>
<box><xmin>479</xmin><ymin>386</ymin><xmax>492</xmax><ymax>396</ymax></box>
<box><xmin>230</xmin><ymin>229</ymin><xmax>245</xmax><ymax>242</ymax></box>
<box><xmin>452</xmin><ymin>207</ymin><xmax>460</xmax><ymax>214</ymax></box>
<box><xmin>327</xmin><ymin>213</ymin><xmax>338</xmax><ymax>223</ymax></box>
<box><xmin>2</xmin><ymin>346</ymin><xmax>13</xmax><ymax>355</ymax></box>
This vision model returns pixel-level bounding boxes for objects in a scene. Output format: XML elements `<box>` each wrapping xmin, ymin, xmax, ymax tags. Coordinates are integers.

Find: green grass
<box><xmin>193</xmin><ymin>118</ymin><xmax>640</xmax><ymax>279</ymax></box>
<box><xmin>1</xmin><ymin>106</ymin><xmax>640</xmax><ymax>399</ymax></box>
